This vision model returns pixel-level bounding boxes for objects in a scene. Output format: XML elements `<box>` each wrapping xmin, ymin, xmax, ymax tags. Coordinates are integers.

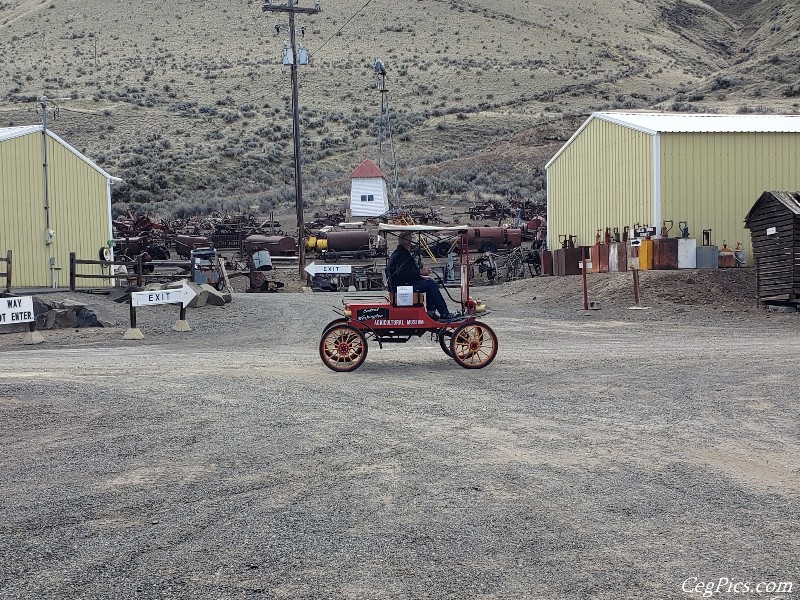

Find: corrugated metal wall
<box><xmin>0</xmin><ymin>132</ymin><xmax>111</xmax><ymax>287</ymax></box>
<box><xmin>660</xmin><ymin>132</ymin><xmax>800</xmax><ymax>261</ymax></box>
<box><xmin>547</xmin><ymin>118</ymin><xmax>653</xmax><ymax>249</ymax></box>
<box><xmin>350</xmin><ymin>178</ymin><xmax>389</xmax><ymax>217</ymax></box>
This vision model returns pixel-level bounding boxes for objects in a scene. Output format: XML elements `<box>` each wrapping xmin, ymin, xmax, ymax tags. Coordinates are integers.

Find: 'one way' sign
<box><xmin>0</xmin><ymin>296</ymin><xmax>34</xmax><ymax>324</ymax></box>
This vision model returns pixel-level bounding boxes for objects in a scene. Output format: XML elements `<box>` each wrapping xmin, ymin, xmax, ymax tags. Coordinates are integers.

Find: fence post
<box><xmin>632</xmin><ymin>268</ymin><xmax>641</xmax><ymax>308</ymax></box>
<box><xmin>4</xmin><ymin>249</ymin><xmax>11</xmax><ymax>293</ymax></box>
<box><xmin>136</xmin><ymin>255</ymin><xmax>143</xmax><ymax>287</ymax></box>
<box><xmin>582</xmin><ymin>256</ymin><xmax>589</xmax><ymax>310</ymax></box>
<box><xmin>69</xmin><ymin>252</ymin><xmax>76</xmax><ymax>291</ymax></box>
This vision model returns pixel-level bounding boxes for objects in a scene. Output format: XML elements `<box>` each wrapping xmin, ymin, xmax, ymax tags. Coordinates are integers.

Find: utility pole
<box><xmin>262</xmin><ymin>0</ymin><xmax>320</xmax><ymax>282</ymax></box>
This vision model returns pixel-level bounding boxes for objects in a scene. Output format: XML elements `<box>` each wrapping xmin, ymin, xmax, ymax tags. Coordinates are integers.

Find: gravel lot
<box><xmin>1</xmin><ymin>271</ymin><xmax>798</xmax><ymax>599</ymax></box>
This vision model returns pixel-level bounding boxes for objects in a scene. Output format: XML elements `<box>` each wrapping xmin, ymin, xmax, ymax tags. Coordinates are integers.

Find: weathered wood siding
<box><xmin>745</xmin><ymin>191</ymin><xmax>800</xmax><ymax>301</ymax></box>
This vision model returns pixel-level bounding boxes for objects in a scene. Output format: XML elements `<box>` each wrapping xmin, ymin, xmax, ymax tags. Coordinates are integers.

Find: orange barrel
<box><xmin>639</xmin><ymin>239</ymin><xmax>654</xmax><ymax>270</ymax></box>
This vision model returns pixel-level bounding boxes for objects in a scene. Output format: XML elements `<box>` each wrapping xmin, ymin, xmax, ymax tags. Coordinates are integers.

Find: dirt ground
<box><xmin>1</xmin><ymin>269</ymin><xmax>798</xmax><ymax>599</ymax></box>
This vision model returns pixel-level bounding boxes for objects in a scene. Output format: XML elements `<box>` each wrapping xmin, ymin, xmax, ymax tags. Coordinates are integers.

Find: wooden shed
<box><xmin>744</xmin><ymin>191</ymin><xmax>800</xmax><ymax>302</ymax></box>
<box><xmin>0</xmin><ymin>125</ymin><xmax>119</xmax><ymax>288</ymax></box>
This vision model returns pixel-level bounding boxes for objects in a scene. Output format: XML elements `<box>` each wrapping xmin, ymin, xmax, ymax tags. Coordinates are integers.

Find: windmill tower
<box><xmin>373</xmin><ymin>59</ymin><xmax>400</xmax><ymax>209</ymax></box>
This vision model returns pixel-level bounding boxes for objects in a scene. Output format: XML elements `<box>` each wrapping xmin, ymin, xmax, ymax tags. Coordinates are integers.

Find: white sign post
<box><xmin>0</xmin><ymin>296</ymin><xmax>43</xmax><ymax>345</ymax></box>
<box><xmin>304</xmin><ymin>261</ymin><xmax>352</xmax><ymax>276</ymax></box>
<box><xmin>125</xmin><ymin>283</ymin><xmax>199</xmax><ymax>339</ymax></box>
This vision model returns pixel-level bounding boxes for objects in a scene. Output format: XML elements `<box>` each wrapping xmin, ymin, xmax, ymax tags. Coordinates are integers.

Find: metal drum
<box><xmin>326</xmin><ymin>230</ymin><xmax>370</xmax><ymax>252</ymax></box>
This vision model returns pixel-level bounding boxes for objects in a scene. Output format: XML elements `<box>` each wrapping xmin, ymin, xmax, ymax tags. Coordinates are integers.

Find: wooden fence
<box><xmin>69</xmin><ymin>252</ymin><xmax>192</xmax><ymax>291</ymax></box>
<box><xmin>0</xmin><ymin>250</ymin><xmax>11</xmax><ymax>293</ymax></box>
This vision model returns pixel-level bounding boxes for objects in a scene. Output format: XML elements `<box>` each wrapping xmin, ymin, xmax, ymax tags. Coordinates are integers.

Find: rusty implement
<box><xmin>248</xmin><ymin>270</ymin><xmax>285</xmax><ymax>293</ymax></box>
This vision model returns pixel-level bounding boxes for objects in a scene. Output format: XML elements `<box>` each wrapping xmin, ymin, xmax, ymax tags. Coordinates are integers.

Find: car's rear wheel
<box><xmin>437</xmin><ymin>329</ymin><xmax>452</xmax><ymax>357</ymax></box>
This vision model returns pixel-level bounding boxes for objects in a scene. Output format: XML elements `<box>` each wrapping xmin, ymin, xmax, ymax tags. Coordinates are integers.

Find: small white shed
<box><xmin>349</xmin><ymin>159</ymin><xmax>389</xmax><ymax>217</ymax></box>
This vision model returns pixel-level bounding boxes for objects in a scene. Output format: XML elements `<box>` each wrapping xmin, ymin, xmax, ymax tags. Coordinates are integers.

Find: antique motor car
<box><xmin>319</xmin><ymin>224</ymin><xmax>498</xmax><ymax>371</ymax></box>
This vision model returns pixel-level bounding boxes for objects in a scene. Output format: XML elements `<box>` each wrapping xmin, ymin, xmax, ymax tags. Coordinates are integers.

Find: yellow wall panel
<box><xmin>660</xmin><ymin>132</ymin><xmax>800</xmax><ymax>261</ymax></box>
<box><xmin>0</xmin><ymin>131</ymin><xmax>111</xmax><ymax>287</ymax></box>
<box><xmin>548</xmin><ymin>118</ymin><xmax>800</xmax><ymax>267</ymax></box>
<box><xmin>547</xmin><ymin>119</ymin><xmax>653</xmax><ymax>249</ymax></box>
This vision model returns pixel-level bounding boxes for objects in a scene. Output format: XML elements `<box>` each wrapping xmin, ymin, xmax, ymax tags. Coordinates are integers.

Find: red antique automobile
<box><xmin>319</xmin><ymin>224</ymin><xmax>498</xmax><ymax>371</ymax></box>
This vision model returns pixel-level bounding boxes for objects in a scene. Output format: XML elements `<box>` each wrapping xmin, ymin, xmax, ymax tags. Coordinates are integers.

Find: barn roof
<box><xmin>0</xmin><ymin>125</ymin><xmax>41</xmax><ymax>142</ymax></box>
<box><xmin>546</xmin><ymin>112</ymin><xmax>800</xmax><ymax>169</ymax></box>
<box><xmin>350</xmin><ymin>158</ymin><xmax>387</xmax><ymax>179</ymax></box>
<box><xmin>595</xmin><ymin>112</ymin><xmax>800</xmax><ymax>134</ymax></box>
<box><xmin>0</xmin><ymin>125</ymin><xmax>121</xmax><ymax>182</ymax></box>
<box><xmin>744</xmin><ymin>191</ymin><xmax>800</xmax><ymax>225</ymax></box>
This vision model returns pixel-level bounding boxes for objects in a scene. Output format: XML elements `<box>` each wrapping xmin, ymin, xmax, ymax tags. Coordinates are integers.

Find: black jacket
<box><xmin>387</xmin><ymin>244</ymin><xmax>419</xmax><ymax>289</ymax></box>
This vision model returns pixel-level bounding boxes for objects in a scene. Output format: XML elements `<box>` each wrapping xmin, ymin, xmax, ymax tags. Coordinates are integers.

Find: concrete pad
<box><xmin>172</xmin><ymin>319</ymin><xmax>191</xmax><ymax>332</ymax></box>
<box><xmin>123</xmin><ymin>327</ymin><xmax>145</xmax><ymax>340</ymax></box>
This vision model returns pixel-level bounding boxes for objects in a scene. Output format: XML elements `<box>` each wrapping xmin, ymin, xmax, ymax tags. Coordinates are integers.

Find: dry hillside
<box><xmin>1</xmin><ymin>0</ymin><xmax>799</xmax><ymax>218</ymax></box>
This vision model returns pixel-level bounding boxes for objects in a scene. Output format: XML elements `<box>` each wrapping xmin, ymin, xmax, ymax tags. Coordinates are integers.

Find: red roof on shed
<box><xmin>350</xmin><ymin>159</ymin><xmax>387</xmax><ymax>179</ymax></box>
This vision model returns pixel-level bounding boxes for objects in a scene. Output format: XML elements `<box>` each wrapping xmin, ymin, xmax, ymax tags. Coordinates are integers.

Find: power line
<box><xmin>309</xmin><ymin>0</ymin><xmax>374</xmax><ymax>59</ymax></box>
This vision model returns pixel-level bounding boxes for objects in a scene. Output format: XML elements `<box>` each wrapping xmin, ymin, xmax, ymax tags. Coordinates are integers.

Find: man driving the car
<box><xmin>387</xmin><ymin>231</ymin><xmax>459</xmax><ymax>320</ymax></box>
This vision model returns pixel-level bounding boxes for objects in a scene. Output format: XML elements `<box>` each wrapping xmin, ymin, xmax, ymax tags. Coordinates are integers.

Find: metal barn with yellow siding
<box><xmin>0</xmin><ymin>125</ymin><xmax>119</xmax><ymax>287</ymax></box>
<box><xmin>545</xmin><ymin>113</ymin><xmax>800</xmax><ymax>262</ymax></box>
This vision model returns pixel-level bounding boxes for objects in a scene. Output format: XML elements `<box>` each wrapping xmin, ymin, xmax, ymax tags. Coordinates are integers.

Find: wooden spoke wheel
<box><xmin>449</xmin><ymin>322</ymin><xmax>498</xmax><ymax>369</ymax></box>
<box><xmin>319</xmin><ymin>324</ymin><xmax>368</xmax><ymax>372</ymax></box>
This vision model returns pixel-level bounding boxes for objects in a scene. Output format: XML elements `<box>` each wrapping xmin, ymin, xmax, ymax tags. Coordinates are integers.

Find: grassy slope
<box><xmin>0</xmin><ymin>0</ymin><xmax>795</xmax><ymax>217</ymax></box>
